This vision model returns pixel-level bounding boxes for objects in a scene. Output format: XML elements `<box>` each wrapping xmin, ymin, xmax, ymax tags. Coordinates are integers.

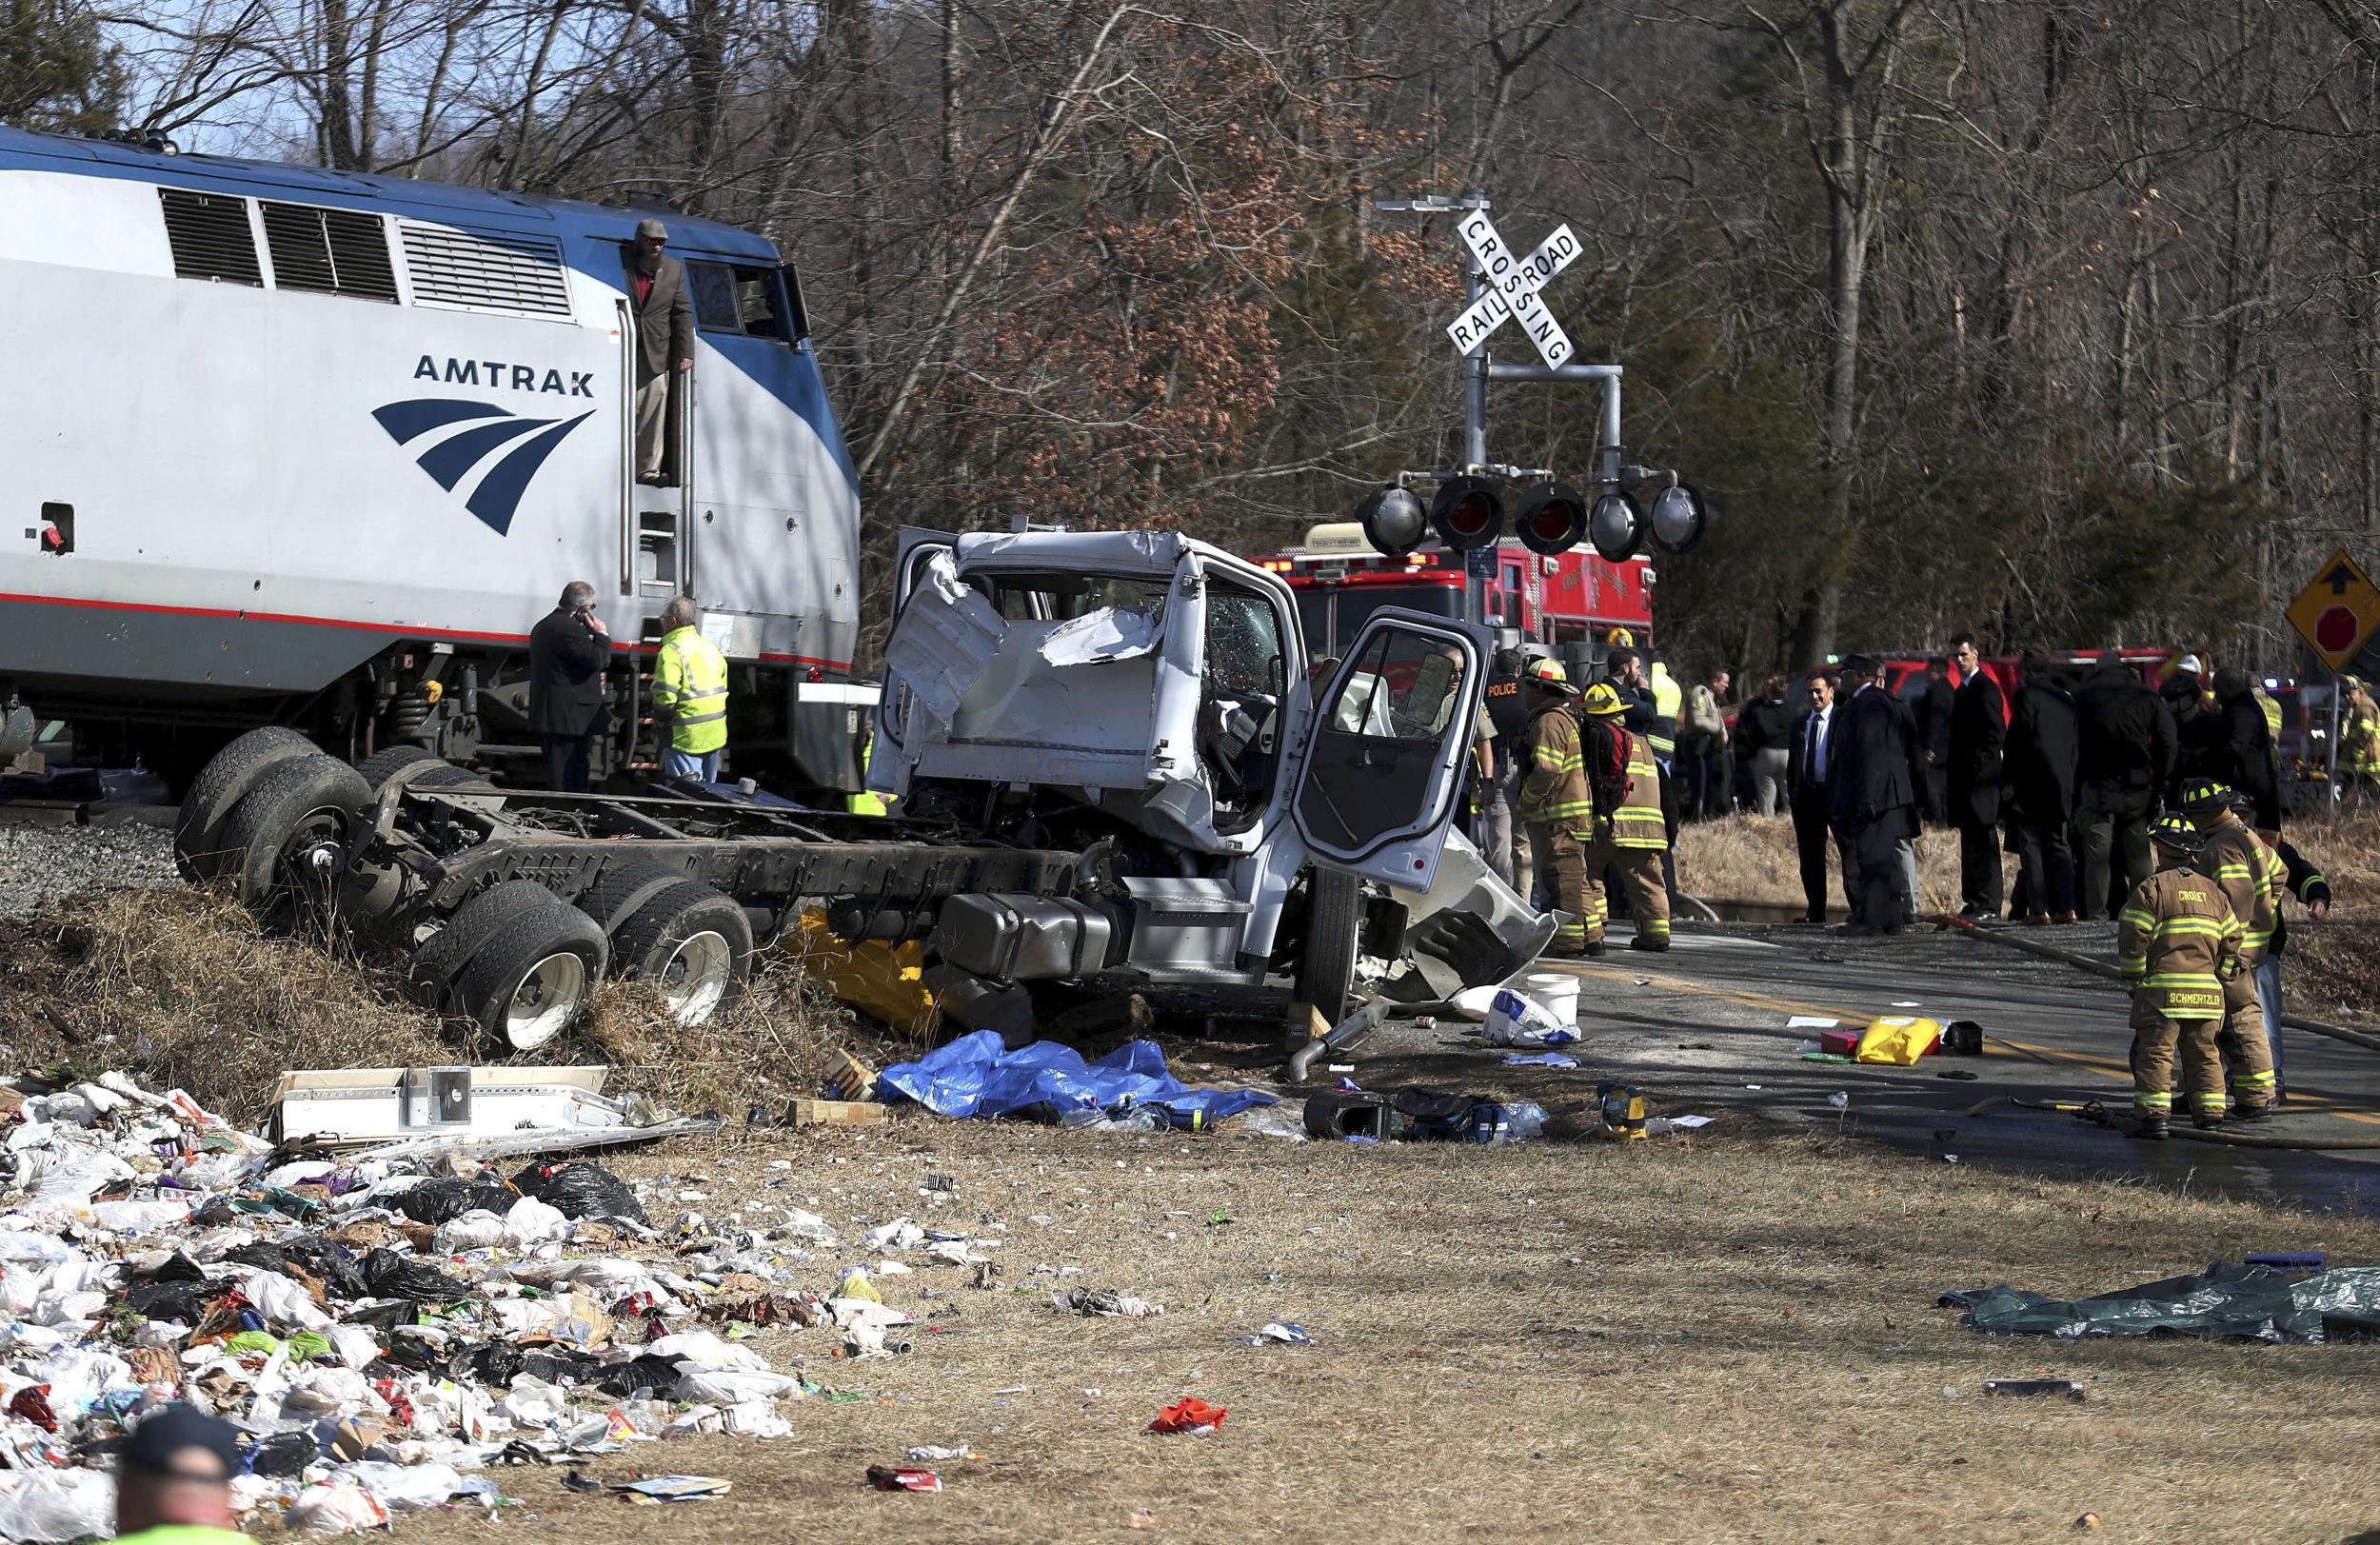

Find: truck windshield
<box><xmin>973</xmin><ymin>571</ymin><xmax>1171</xmax><ymax>624</ymax></box>
<box><xmin>1294</xmin><ymin>583</ymin><xmax>1463</xmax><ymax>657</ymax></box>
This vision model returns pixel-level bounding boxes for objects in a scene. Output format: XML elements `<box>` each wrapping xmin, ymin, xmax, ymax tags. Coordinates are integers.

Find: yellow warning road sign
<box><xmin>2287</xmin><ymin>549</ymin><xmax>2380</xmax><ymax>672</ymax></box>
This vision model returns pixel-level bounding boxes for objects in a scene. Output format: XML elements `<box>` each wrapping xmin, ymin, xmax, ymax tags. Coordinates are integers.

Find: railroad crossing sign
<box><xmin>1445</xmin><ymin>211</ymin><xmax>1581</xmax><ymax>367</ymax></box>
<box><xmin>2286</xmin><ymin>548</ymin><xmax>2380</xmax><ymax>671</ymax></box>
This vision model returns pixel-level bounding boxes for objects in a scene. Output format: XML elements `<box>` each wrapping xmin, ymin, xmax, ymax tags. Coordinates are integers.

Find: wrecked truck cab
<box><xmin>871</xmin><ymin>527</ymin><xmax>1555</xmax><ymax>1022</ymax></box>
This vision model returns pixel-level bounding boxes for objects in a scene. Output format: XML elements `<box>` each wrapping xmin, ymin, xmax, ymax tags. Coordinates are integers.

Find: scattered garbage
<box><xmin>1827</xmin><ymin>1091</ymin><xmax>1850</xmax><ymax>1110</ymax></box>
<box><xmin>865</xmin><ymin>1465</ymin><xmax>943</xmax><ymax>1492</ymax></box>
<box><xmin>905</xmin><ymin>1444</ymin><xmax>977</xmax><ymax>1462</ymax></box>
<box><xmin>1597</xmin><ymin>1082</ymin><xmax>1647</xmax><ymax>1140</ymax></box>
<box><xmin>1146</xmin><ymin>1396</ymin><xmax>1227</xmax><ymax>1435</ymax></box>
<box><xmin>610</xmin><ymin>1475</ymin><xmax>733</xmax><ymax>1502</ymax></box>
<box><xmin>1052</xmin><ymin>1288</ymin><xmax>1163</xmax><ymax>1318</ymax></box>
<box><xmin>1303</xmin><ymin>1086</ymin><xmax>1545</xmax><ymax>1145</ymax></box>
<box><xmin>1242</xmin><ymin>1321</ymin><xmax>1312</xmax><ymax>1346</ymax></box>
<box><xmin>879</xmin><ymin>1032</ymin><xmax>1273</xmax><ymax>1126</ymax></box>
<box><xmin>1481</xmin><ymin>986</ymin><xmax>1577</xmax><ymax>1049</ymax></box>
<box><xmin>1942</xmin><ymin>1263</ymin><xmax>2380</xmax><ymax>1341</ymax></box>
<box><xmin>1503</xmin><ymin>1053</ymin><xmax>1580</xmax><ymax>1069</ymax></box>
<box><xmin>1854</xmin><ymin>1016</ymin><xmax>1943</xmax><ymax>1065</ymax></box>
<box><xmin>1983</xmin><ymin>1378</ymin><xmax>2085</xmax><ymax>1400</ymax></box>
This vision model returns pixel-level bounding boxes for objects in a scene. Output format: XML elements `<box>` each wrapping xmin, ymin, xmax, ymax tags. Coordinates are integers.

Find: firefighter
<box><xmin>1580</xmin><ymin>682</ymin><xmax>1672</xmax><ymax>951</ymax></box>
<box><xmin>2342</xmin><ymin>676</ymin><xmax>2380</xmax><ymax>795</ymax></box>
<box><xmin>2242</xmin><ymin>795</ymin><xmax>2331</xmax><ymax>1099</ymax></box>
<box><xmin>2116</xmin><ymin>814</ymin><xmax>2244</xmax><ymax>1139</ymax></box>
<box><xmin>2177</xmin><ymin>779</ymin><xmax>2281</xmax><ymax>1118</ymax></box>
<box><xmin>1516</xmin><ymin>658</ymin><xmax>1598</xmax><ymax>957</ymax></box>
<box><xmin>651</xmin><ymin>595</ymin><xmax>729</xmax><ymax>783</ymax></box>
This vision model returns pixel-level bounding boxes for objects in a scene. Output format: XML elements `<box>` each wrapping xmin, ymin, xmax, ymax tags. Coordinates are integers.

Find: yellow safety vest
<box><xmin>847</xmin><ymin>720</ymin><xmax>888</xmax><ymax>815</ymax></box>
<box><xmin>2253</xmin><ymin>687</ymin><xmax>2283</xmax><ymax>781</ymax></box>
<box><xmin>1647</xmin><ymin>668</ymin><xmax>1680</xmax><ymax>759</ymax></box>
<box><xmin>1611</xmin><ymin>732</ymin><xmax>1667</xmax><ymax>850</ymax></box>
<box><xmin>652</xmin><ymin>625</ymin><xmax>728</xmax><ymax>754</ymax></box>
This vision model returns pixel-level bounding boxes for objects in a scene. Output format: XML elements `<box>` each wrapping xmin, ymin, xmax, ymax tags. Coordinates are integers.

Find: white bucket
<box><xmin>1521</xmin><ymin>972</ymin><xmax>1581</xmax><ymax>1029</ymax></box>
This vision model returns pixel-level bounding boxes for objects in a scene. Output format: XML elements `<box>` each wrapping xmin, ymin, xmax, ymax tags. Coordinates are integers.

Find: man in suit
<box><xmin>1786</xmin><ymin>671</ymin><xmax>1854</xmax><ymax>924</ymax></box>
<box><xmin>1946</xmin><ymin>632</ymin><xmax>2006</xmax><ymax>919</ymax></box>
<box><xmin>528</xmin><ymin>581</ymin><xmax>611</xmax><ymax>791</ymax></box>
<box><xmin>2211</xmin><ymin>665</ymin><xmax>2282</xmax><ymax>831</ymax></box>
<box><xmin>2074</xmin><ymin>649</ymin><xmax>2176</xmax><ymax>918</ymax></box>
<box><xmin>2003</xmin><ymin>649</ymin><xmax>2082</xmax><ymax>923</ymax></box>
<box><xmin>1916</xmin><ymin>657</ymin><xmax>1954</xmax><ymax>825</ymax></box>
<box><xmin>626</xmin><ymin>218</ymin><xmax>696</xmax><ymax>485</ymax></box>
<box><xmin>1828</xmin><ymin>654</ymin><xmax>1925</xmax><ymax>934</ymax></box>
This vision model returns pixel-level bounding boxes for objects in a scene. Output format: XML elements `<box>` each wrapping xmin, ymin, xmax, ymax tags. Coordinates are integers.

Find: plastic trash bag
<box><xmin>1942</xmin><ymin>1263</ymin><xmax>2380</xmax><ymax>1343</ymax></box>
<box><xmin>500</xmin><ymin>1197</ymin><xmax>568</xmax><ymax>1249</ymax></box>
<box><xmin>361</xmin><ymin>1249</ymin><xmax>468</xmax><ymax>1303</ymax></box>
<box><xmin>673</xmin><ymin>1366</ymin><xmax>804</xmax><ymax>1403</ymax></box>
<box><xmin>508</xmin><ymin>1162</ymin><xmax>647</xmax><ymax>1225</ymax></box>
<box><xmin>1854</xmin><ymin>1015</ymin><xmax>1942</xmax><ymax>1066</ymax></box>
<box><xmin>288</xmin><ymin>1478</ymin><xmax>393</xmax><ymax>1535</ymax></box>
<box><xmin>877</xmin><ymin>1031</ymin><xmax>1274</xmax><ymax>1123</ymax></box>
<box><xmin>397</xmin><ymin>1177</ymin><xmax>516</xmax><ymax>1226</ymax></box>
<box><xmin>1481</xmin><ymin>989</ymin><xmax>1577</xmax><ymax>1049</ymax></box>
<box><xmin>247</xmin><ymin>1429</ymin><xmax>324</xmax><ymax>1476</ymax></box>
<box><xmin>433</xmin><ymin>1212</ymin><xmax>506</xmax><ymax>1253</ymax></box>
<box><xmin>0</xmin><ymin>1466</ymin><xmax>114</xmax><ymax>1541</ymax></box>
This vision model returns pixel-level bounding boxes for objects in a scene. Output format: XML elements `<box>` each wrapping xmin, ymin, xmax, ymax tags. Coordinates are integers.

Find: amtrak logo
<box><xmin>372</xmin><ymin>398</ymin><xmax>592</xmax><ymax>535</ymax></box>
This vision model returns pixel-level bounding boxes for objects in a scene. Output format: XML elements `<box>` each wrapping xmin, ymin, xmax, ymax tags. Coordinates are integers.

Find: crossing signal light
<box><xmin>1429</xmin><ymin>476</ymin><xmax>1505</xmax><ymax>550</ymax></box>
<box><xmin>1589</xmin><ymin>485</ymin><xmax>1644</xmax><ymax>562</ymax></box>
<box><xmin>1354</xmin><ymin>485</ymin><xmax>1428</xmax><ymax>557</ymax></box>
<box><xmin>1514</xmin><ymin>482</ymin><xmax>1588</xmax><ymax>556</ymax></box>
<box><xmin>1648</xmin><ymin>483</ymin><xmax>1709</xmax><ymax>554</ymax></box>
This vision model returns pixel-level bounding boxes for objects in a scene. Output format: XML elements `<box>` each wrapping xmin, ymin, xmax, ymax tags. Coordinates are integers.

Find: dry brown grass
<box><xmin>0</xmin><ymin>887</ymin><xmax>869</xmax><ymax>1126</ymax></box>
<box><xmin>1676</xmin><ymin>813</ymin><xmax>1968</xmax><ymax>914</ymax></box>
<box><xmin>374</xmin><ymin>1119</ymin><xmax>2380</xmax><ymax>1544</ymax></box>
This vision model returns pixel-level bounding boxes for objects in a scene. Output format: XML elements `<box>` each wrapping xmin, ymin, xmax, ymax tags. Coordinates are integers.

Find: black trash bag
<box><xmin>361</xmin><ymin>1247</ymin><xmax>469</xmax><ymax>1303</ymax></box>
<box><xmin>341</xmin><ymin>1298</ymin><xmax>422</xmax><ymax>1331</ymax></box>
<box><xmin>144</xmin><ymin>1251</ymin><xmax>209</xmax><ymax>1283</ymax></box>
<box><xmin>397</xmin><ymin>1176</ymin><xmax>516</xmax><ymax>1225</ymax></box>
<box><xmin>519</xmin><ymin>1350</ymin><xmax>604</xmax><ymax>1386</ymax></box>
<box><xmin>244</xmin><ymin>1430</ymin><xmax>321</xmax><ymax>1477</ymax></box>
<box><xmin>585</xmin><ymin>1355</ymin><xmax>684</xmax><ymax>1398</ymax></box>
<box><xmin>370</xmin><ymin>1328</ymin><xmax>446</xmax><ymax>1372</ymax></box>
<box><xmin>118</xmin><ymin>1278</ymin><xmax>211</xmax><ymax>1323</ymax></box>
<box><xmin>509</xmin><ymin>1162</ymin><xmax>646</xmax><ymax>1225</ymax></box>
<box><xmin>279</xmin><ymin>1234</ymin><xmax>368</xmax><ymax>1300</ymax></box>
<box><xmin>450</xmin><ymin>1341</ymin><xmax>526</xmax><ymax>1388</ymax></box>
<box><xmin>222</xmin><ymin>1241</ymin><xmax>291</xmax><ymax>1278</ymax></box>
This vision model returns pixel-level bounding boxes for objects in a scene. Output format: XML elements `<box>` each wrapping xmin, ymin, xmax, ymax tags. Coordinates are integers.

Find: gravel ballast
<box><xmin>0</xmin><ymin>817</ymin><xmax>180</xmax><ymax>921</ymax></box>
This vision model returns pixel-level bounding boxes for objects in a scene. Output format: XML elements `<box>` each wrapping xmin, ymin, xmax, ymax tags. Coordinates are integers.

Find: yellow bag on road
<box><xmin>1854</xmin><ymin>1015</ymin><xmax>1942</xmax><ymax>1066</ymax></box>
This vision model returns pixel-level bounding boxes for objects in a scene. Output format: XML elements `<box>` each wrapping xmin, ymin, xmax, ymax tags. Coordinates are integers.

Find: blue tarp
<box><xmin>876</xmin><ymin>1032</ymin><xmax>1276</xmax><ymax>1124</ymax></box>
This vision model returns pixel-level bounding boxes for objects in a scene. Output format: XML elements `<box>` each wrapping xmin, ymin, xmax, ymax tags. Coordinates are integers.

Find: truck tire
<box><xmin>581</xmin><ymin>861</ymin><xmax>691</xmax><ymax>934</ymax></box>
<box><xmin>1295</xmin><ymin>866</ymin><xmax>1362</xmax><ymax>1027</ymax></box>
<box><xmin>611</xmin><ymin>880</ymin><xmax>752</xmax><ymax>1026</ymax></box>
<box><xmin>410</xmin><ymin>764</ymin><xmax>498</xmax><ymax>792</ymax></box>
<box><xmin>214</xmin><ymin>753</ymin><xmax>373</xmax><ymax>922</ymax></box>
<box><xmin>173</xmin><ymin>726</ymin><xmax>315</xmax><ymax>881</ymax></box>
<box><xmin>353</xmin><ymin>745</ymin><xmax>442</xmax><ymax>796</ymax></box>
<box><xmin>454</xmin><ymin>900</ymin><xmax>608</xmax><ymax>1049</ymax></box>
<box><xmin>406</xmin><ymin>880</ymin><xmax>558</xmax><ymax>1009</ymax></box>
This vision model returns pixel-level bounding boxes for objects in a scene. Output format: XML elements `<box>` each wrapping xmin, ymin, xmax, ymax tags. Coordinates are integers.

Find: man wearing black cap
<box><xmin>115</xmin><ymin>1404</ymin><xmax>246</xmax><ymax>1542</ymax></box>
<box><xmin>625</xmin><ymin>217</ymin><xmax>695</xmax><ymax>485</ymax></box>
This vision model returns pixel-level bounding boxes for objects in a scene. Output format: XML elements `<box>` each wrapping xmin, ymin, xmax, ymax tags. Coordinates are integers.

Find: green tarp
<box><xmin>1941</xmin><ymin>1263</ymin><xmax>2380</xmax><ymax>1343</ymax></box>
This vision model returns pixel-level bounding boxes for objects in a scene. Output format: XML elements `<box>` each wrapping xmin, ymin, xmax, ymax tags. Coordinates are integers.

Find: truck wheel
<box><xmin>353</xmin><ymin>745</ymin><xmax>442</xmax><ymax>796</ymax></box>
<box><xmin>1295</xmin><ymin>867</ymin><xmax>1362</xmax><ymax>1027</ymax></box>
<box><xmin>406</xmin><ymin>880</ymin><xmax>558</xmax><ymax>1009</ymax></box>
<box><xmin>410</xmin><ymin>764</ymin><xmax>498</xmax><ymax>792</ymax></box>
<box><xmin>612</xmin><ymin>881</ymin><xmax>752</xmax><ymax>1026</ymax></box>
<box><xmin>454</xmin><ymin>898</ymin><xmax>607</xmax><ymax>1049</ymax></box>
<box><xmin>214</xmin><ymin>753</ymin><xmax>372</xmax><ymax>923</ymax></box>
<box><xmin>581</xmin><ymin>861</ymin><xmax>691</xmax><ymax>934</ymax></box>
<box><xmin>173</xmin><ymin>726</ymin><xmax>314</xmax><ymax>881</ymax></box>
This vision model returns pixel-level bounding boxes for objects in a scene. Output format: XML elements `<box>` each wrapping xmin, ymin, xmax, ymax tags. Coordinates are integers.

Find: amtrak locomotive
<box><xmin>0</xmin><ymin>127</ymin><xmax>863</xmax><ymax>790</ymax></box>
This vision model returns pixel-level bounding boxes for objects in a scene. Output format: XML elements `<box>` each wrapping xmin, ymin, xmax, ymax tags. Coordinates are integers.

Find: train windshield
<box><xmin>1294</xmin><ymin>582</ymin><xmax>1463</xmax><ymax>658</ymax></box>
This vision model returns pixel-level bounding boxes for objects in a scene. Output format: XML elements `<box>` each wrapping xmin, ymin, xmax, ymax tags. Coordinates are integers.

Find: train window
<box><xmin>158</xmin><ymin>189</ymin><xmax>263</xmax><ymax>286</ymax></box>
<box><xmin>689</xmin><ymin>262</ymin><xmax>792</xmax><ymax>341</ymax></box>
<box><xmin>260</xmin><ymin>202</ymin><xmax>397</xmax><ymax>302</ymax></box>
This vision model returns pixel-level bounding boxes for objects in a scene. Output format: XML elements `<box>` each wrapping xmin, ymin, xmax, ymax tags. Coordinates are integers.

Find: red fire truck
<box><xmin>1254</xmin><ymin>522</ymin><xmax>1656</xmax><ymax>659</ymax></box>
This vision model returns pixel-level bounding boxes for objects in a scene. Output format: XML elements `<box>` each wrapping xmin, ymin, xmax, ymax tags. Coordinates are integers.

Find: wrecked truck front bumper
<box><xmin>1386</xmin><ymin>829</ymin><xmax>1558</xmax><ymax>999</ymax></box>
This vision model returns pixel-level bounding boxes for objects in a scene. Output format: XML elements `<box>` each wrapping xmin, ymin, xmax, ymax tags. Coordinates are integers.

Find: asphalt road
<box><xmin>1355</xmin><ymin>918</ymin><xmax>2380</xmax><ymax>1215</ymax></box>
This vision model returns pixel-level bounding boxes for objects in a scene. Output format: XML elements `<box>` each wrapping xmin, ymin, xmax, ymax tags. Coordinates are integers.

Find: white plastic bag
<box><xmin>434</xmin><ymin>1212</ymin><xmax>505</xmax><ymax>1252</ymax></box>
<box><xmin>646</xmin><ymin>1331</ymin><xmax>767</xmax><ymax>1371</ymax></box>
<box><xmin>500</xmin><ymin>1197</ymin><xmax>567</xmax><ymax>1249</ymax></box>
<box><xmin>672</xmin><ymin>1366</ymin><xmax>803</xmax><ymax>1402</ymax></box>
<box><xmin>288</xmin><ymin>1478</ymin><xmax>394</xmax><ymax>1535</ymax></box>
<box><xmin>0</xmin><ymin>1467</ymin><xmax>113</xmax><ymax>1541</ymax></box>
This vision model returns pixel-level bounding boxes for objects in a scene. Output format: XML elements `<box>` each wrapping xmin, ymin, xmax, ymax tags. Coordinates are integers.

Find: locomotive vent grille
<box><xmin>157</xmin><ymin>188</ymin><xmax>263</xmax><ymax>286</ymax></box>
<box><xmin>399</xmin><ymin>221</ymin><xmax>571</xmax><ymax>318</ymax></box>
<box><xmin>261</xmin><ymin>201</ymin><xmax>398</xmax><ymax>302</ymax></box>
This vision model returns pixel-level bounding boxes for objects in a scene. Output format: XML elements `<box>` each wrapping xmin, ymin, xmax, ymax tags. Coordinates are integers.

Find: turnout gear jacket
<box><xmin>1614</xmin><ymin>730</ymin><xmax>1667</xmax><ymax>850</ymax></box>
<box><xmin>2117</xmin><ymin>863</ymin><xmax>2241</xmax><ymax>1020</ymax></box>
<box><xmin>652</xmin><ymin>624</ymin><xmax>728</xmax><ymax>754</ymax></box>
<box><xmin>1518</xmin><ymin>700</ymin><xmax>1592</xmax><ymax>830</ymax></box>
<box><xmin>2198</xmin><ymin>812</ymin><xmax>2285</xmax><ymax>965</ymax></box>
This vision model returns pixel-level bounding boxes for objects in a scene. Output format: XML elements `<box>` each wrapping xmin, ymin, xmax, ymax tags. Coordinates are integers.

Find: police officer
<box><xmin>650</xmin><ymin>595</ymin><xmax>729</xmax><ymax>783</ymax></box>
<box><xmin>1478</xmin><ymin>646</ymin><xmax>1530</xmax><ymax>887</ymax></box>
<box><xmin>1517</xmin><ymin>659</ymin><xmax>1597</xmax><ymax>956</ymax></box>
<box><xmin>2178</xmin><ymin>779</ymin><xmax>2281</xmax><ymax>1119</ymax></box>
<box><xmin>1580</xmin><ymin>682</ymin><xmax>1672</xmax><ymax>951</ymax></box>
<box><xmin>2116</xmin><ymin>813</ymin><xmax>2244</xmax><ymax>1139</ymax></box>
